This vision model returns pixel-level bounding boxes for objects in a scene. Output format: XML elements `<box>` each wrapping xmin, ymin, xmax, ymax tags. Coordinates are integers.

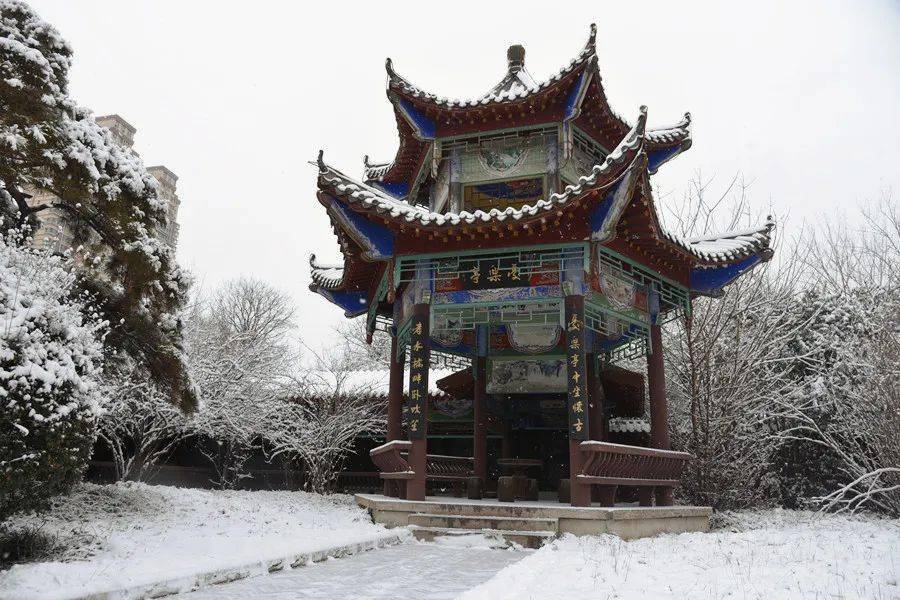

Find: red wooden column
<box><xmin>648</xmin><ymin>322</ymin><xmax>669</xmax><ymax>450</ymax></box>
<box><xmin>647</xmin><ymin>308</ymin><xmax>673</xmax><ymax>506</ymax></box>
<box><xmin>406</xmin><ymin>303</ymin><xmax>431</xmax><ymax>501</ymax></box>
<box><xmin>587</xmin><ymin>352</ymin><xmax>602</xmax><ymax>442</ymax></box>
<box><xmin>384</xmin><ymin>334</ymin><xmax>405</xmax><ymax>497</ymax></box>
<box><xmin>386</xmin><ymin>335</ymin><xmax>403</xmax><ymax>442</ymax></box>
<box><xmin>473</xmin><ymin>324</ymin><xmax>488</xmax><ymax>481</ymax></box>
<box><xmin>565</xmin><ymin>294</ymin><xmax>591</xmax><ymax>507</ymax></box>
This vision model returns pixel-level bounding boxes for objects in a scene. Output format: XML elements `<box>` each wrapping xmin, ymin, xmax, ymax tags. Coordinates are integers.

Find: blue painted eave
<box><xmin>398</xmin><ymin>98</ymin><xmax>436</xmax><ymax>140</ymax></box>
<box><xmin>690</xmin><ymin>254</ymin><xmax>762</xmax><ymax>295</ymax></box>
<box><xmin>328</xmin><ymin>197</ymin><xmax>395</xmax><ymax>261</ymax></box>
<box><xmin>315</xmin><ymin>288</ymin><xmax>369</xmax><ymax>318</ymax></box>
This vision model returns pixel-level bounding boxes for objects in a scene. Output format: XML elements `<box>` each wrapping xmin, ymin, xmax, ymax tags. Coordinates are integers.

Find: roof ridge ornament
<box><xmin>585</xmin><ymin>23</ymin><xmax>597</xmax><ymax>54</ymax></box>
<box><xmin>507</xmin><ymin>44</ymin><xmax>526</xmax><ymax>71</ymax></box>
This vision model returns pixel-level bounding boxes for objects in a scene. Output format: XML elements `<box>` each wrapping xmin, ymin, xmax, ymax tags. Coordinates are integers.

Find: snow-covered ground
<box><xmin>460</xmin><ymin>510</ymin><xmax>900</xmax><ymax>600</ymax></box>
<box><xmin>0</xmin><ymin>483</ymin><xmax>397</xmax><ymax>600</ymax></box>
<box><xmin>3</xmin><ymin>487</ymin><xmax>898</xmax><ymax>600</ymax></box>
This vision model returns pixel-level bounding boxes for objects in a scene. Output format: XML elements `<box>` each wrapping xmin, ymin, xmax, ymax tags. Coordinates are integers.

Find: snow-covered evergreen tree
<box><xmin>0</xmin><ymin>0</ymin><xmax>195</xmax><ymax>409</ymax></box>
<box><xmin>0</xmin><ymin>229</ymin><xmax>105</xmax><ymax>519</ymax></box>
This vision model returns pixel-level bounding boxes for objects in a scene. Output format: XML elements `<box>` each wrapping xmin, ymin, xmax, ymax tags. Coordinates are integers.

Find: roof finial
<box><xmin>507</xmin><ymin>45</ymin><xmax>525</xmax><ymax>70</ymax></box>
<box><xmin>316</xmin><ymin>149</ymin><xmax>326</xmax><ymax>172</ymax></box>
<box><xmin>586</xmin><ymin>23</ymin><xmax>597</xmax><ymax>52</ymax></box>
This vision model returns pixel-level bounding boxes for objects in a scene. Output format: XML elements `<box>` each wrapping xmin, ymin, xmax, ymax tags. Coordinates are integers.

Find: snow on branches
<box><xmin>0</xmin><ymin>0</ymin><xmax>194</xmax><ymax>409</ymax></box>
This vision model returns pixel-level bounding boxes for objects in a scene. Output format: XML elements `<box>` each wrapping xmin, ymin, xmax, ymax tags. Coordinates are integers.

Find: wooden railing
<box><xmin>425</xmin><ymin>454</ymin><xmax>475</xmax><ymax>482</ymax></box>
<box><xmin>370</xmin><ymin>442</ymin><xmax>474</xmax><ymax>498</ymax></box>
<box><xmin>578</xmin><ymin>441</ymin><xmax>692</xmax><ymax>506</ymax></box>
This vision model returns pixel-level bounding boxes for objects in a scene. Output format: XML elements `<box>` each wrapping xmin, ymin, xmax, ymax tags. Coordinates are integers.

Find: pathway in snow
<box><xmin>185</xmin><ymin>538</ymin><xmax>526</xmax><ymax>599</ymax></box>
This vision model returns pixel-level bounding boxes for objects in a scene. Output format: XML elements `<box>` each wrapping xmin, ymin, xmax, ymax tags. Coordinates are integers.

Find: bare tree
<box><xmin>266</xmin><ymin>339</ymin><xmax>386</xmax><ymax>494</ymax></box>
<box><xmin>97</xmin><ymin>362</ymin><xmax>191</xmax><ymax>482</ymax></box>
<box><xmin>660</xmin><ymin>173</ymin><xmax>812</xmax><ymax>508</ymax></box>
<box><xmin>185</xmin><ymin>278</ymin><xmax>299</xmax><ymax>489</ymax></box>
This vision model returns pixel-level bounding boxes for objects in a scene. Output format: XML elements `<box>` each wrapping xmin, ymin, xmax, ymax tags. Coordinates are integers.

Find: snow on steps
<box><xmin>48</xmin><ymin>532</ymin><xmax>406</xmax><ymax>600</ymax></box>
<box><xmin>409</xmin><ymin>513</ymin><xmax>558</xmax><ymax>549</ymax></box>
<box><xmin>409</xmin><ymin>525</ymin><xmax>555</xmax><ymax>549</ymax></box>
<box><xmin>409</xmin><ymin>513</ymin><xmax>558</xmax><ymax>533</ymax></box>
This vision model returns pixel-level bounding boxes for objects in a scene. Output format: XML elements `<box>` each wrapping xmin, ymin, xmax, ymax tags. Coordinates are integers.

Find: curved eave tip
<box><xmin>636</xmin><ymin>105</ymin><xmax>648</xmax><ymax>135</ymax></box>
<box><xmin>385</xmin><ymin>57</ymin><xmax>400</xmax><ymax>83</ymax></box>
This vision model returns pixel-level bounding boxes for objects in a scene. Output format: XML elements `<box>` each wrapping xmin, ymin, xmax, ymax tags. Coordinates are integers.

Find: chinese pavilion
<box><xmin>309</xmin><ymin>25</ymin><xmax>773</xmax><ymax>513</ymax></box>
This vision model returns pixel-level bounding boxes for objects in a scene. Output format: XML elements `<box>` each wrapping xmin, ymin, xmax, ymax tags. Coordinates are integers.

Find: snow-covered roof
<box><xmin>308</xmin><ymin>254</ymin><xmax>345</xmax><ymax>290</ymax></box>
<box><xmin>302</xmin><ymin>369</ymin><xmax>454</xmax><ymax>398</ymax></box>
<box><xmin>646</xmin><ymin>112</ymin><xmax>692</xmax><ymax>147</ymax></box>
<box><xmin>386</xmin><ymin>27</ymin><xmax>597</xmax><ymax>108</ymax></box>
<box><xmin>669</xmin><ymin>217</ymin><xmax>776</xmax><ymax>265</ymax></box>
<box><xmin>317</xmin><ymin>106</ymin><xmax>646</xmax><ymax>228</ymax></box>
<box><xmin>363</xmin><ymin>155</ymin><xmax>392</xmax><ymax>182</ymax></box>
<box><xmin>607</xmin><ymin>417</ymin><xmax>651</xmax><ymax>434</ymax></box>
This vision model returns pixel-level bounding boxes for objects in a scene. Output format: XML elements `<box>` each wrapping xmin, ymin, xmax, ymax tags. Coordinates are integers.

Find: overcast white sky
<box><xmin>27</xmin><ymin>0</ymin><xmax>900</xmax><ymax>348</ymax></box>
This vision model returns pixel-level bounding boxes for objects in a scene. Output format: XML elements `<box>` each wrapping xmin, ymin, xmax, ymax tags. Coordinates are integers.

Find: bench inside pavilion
<box><xmin>308</xmin><ymin>25</ymin><xmax>773</xmax><ymax>541</ymax></box>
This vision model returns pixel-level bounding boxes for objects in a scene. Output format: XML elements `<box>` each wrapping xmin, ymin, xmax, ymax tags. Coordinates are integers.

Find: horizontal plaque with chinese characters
<box><xmin>565</xmin><ymin>296</ymin><xmax>589</xmax><ymax>441</ymax></box>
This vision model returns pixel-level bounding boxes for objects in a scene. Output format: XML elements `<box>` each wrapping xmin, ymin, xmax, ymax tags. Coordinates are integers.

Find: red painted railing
<box><xmin>369</xmin><ymin>440</ymin><xmax>414</xmax><ymax>479</ymax></box>
<box><xmin>370</xmin><ymin>442</ymin><xmax>474</xmax><ymax>497</ymax></box>
<box><xmin>578</xmin><ymin>441</ymin><xmax>692</xmax><ymax>506</ymax></box>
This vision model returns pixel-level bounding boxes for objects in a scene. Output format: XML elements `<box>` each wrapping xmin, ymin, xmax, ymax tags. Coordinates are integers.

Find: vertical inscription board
<box><xmin>406</xmin><ymin>310</ymin><xmax>430</xmax><ymax>440</ymax></box>
<box><xmin>565</xmin><ymin>296</ymin><xmax>589</xmax><ymax>440</ymax></box>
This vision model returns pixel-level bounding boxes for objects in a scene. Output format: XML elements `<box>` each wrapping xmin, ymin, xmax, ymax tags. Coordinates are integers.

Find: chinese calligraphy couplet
<box><xmin>564</xmin><ymin>295</ymin><xmax>589</xmax><ymax>441</ymax></box>
<box><xmin>406</xmin><ymin>308</ymin><xmax>430</xmax><ymax>441</ymax></box>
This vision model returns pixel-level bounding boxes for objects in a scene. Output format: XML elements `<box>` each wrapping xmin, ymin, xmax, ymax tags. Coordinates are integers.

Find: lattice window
<box><xmin>441</xmin><ymin>126</ymin><xmax>557</xmax><ymax>153</ymax></box>
<box><xmin>584</xmin><ymin>301</ymin><xmax>650</xmax><ymax>362</ymax></box>
<box><xmin>597</xmin><ymin>247</ymin><xmax>690</xmax><ymax>319</ymax></box>
<box><xmin>572</xmin><ymin>126</ymin><xmax>608</xmax><ymax>163</ymax></box>
<box><xmin>432</xmin><ymin>299</ymin><xmax>563</xmax><ymax>332</ymax></box>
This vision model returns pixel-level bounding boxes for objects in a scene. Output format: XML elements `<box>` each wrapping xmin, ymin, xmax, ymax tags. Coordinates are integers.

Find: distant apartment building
<box><xmin>27</xmin><ymin>114</ymin><xmax>181</xmax><ymax>252</ymax></box>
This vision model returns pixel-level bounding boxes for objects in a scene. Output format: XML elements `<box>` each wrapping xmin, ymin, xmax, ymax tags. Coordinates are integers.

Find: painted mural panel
<box><xmin>486</xmin><ymin>357</ymin><xmax>566</xmax><ymax>394</ymax></box>
<box><xmin>463</xmin><ymin>177</ymin><xmax>544</xmax><ymax>213</ymax></box>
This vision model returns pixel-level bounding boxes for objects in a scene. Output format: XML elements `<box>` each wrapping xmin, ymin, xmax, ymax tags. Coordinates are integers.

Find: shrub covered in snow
<box><xmin>0</xmin><ymin>230</ymin><xmax>105</xmax><ymax>520</ymax></box>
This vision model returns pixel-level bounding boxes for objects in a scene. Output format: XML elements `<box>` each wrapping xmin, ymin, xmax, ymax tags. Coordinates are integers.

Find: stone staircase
<box><xmin>408</xmin><ymin>512</ymin><xmax>558</xmax><ymax>549</ymax></box>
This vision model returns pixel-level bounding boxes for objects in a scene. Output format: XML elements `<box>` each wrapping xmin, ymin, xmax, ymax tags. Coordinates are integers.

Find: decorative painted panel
<box><xmin>486</xmin><ymin>357</ymin><xmax>566</xmax><ymax>394</ymax></box>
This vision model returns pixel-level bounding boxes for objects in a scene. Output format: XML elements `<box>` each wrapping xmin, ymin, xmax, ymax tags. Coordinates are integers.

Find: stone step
<box><xmin>409</xmin><ymin>525</ymin><xmax>556</xmax><ymax>550</ymax></box>
<box><xmin>402</xmin><ymin>500</ymin><xmax>565</xmax><ymax>519</ymax></box>
<box><xmin>409</xmin><ymin>512</ymin><xmax>558</xmax><ymax>532</ymax></box>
